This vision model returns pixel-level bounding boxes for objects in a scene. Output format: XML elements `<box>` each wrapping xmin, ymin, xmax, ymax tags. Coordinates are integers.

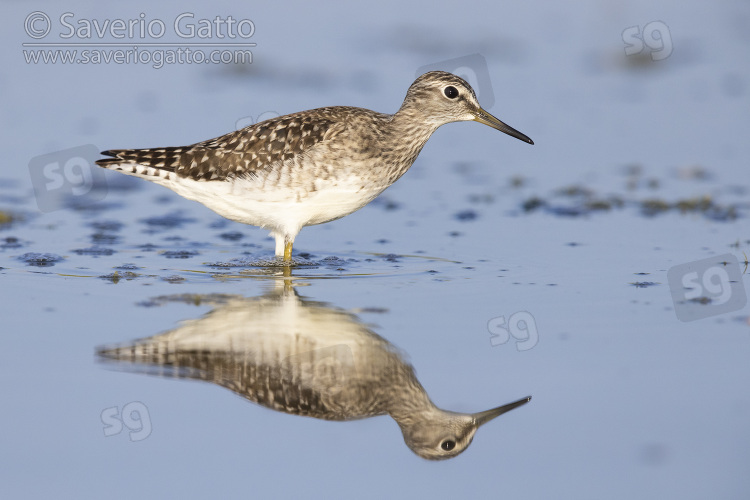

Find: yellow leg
<box><xmin>283</xmin><ymin>241</ymin><xmax>293</xmax><ymax>263</ymax></box>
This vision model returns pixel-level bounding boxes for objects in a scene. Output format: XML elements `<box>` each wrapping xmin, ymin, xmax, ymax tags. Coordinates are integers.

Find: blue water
<box><xmin>2</xmin><ymin>1</ymin><xmax>749</xmax><ymax>498</ymax></box>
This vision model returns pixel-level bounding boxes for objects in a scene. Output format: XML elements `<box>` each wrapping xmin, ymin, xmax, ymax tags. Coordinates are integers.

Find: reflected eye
<box><xmin>444</xmin><ymin>86</ymin><xmax>459</xmax><ymax>99</ymax></box>
<box><xmin>441</xmin><ymin>440</ymin><xmax>456</xmax><ymax>451</ymax></box>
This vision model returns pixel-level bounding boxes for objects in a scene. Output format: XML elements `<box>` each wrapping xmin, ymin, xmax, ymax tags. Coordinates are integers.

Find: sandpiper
<box><xmin>96</xmin><ymin>71</ymin><xmax>533</xmax><ymax>261</ymax></box>
<box><xmin>97</xmin><ymin>286</ymin><xmax>531</xmax><ymax>459</ymax></box>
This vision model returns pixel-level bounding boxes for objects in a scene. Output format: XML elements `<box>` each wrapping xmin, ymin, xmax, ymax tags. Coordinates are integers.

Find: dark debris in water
<box><xmin>556</xmin><ymin>186</ymin><xmax>596</xmax><ymax>198</ymax></box>
<box><xmin>65</xmin><ymin>198</ymin><xmax>122</xmax><ymax>213</ymax></box>
<box><xmin>140</xmin><ymin>212</ymin><xmax>197</xmax><ymax>231</ymax></box>
<box><xmin>468</xmin><ymin>193</ymin><xmax>495</xmax><ymax>204</ymax></box>
<box><xmin>153</xmin><ymin>194</ymin><xmax>173</xmax><ymax>204</ymax></box>
<box><xmin>219</xmin><ymin>231</ymin><xmax>244</xmax><ymax>241</ymax></box>
<box><xmin>521</xmin><ymin>197</ymin><xmax>545</xmax><ymax>212</ymax></box>
<box><xmin>19</xmin><ymin>252</ymin><xmax>64</xmax><ymax>267</ymax></box>
<box><xmin>136</xmin><ymin>293</ymin><xmax>237</xmax><ymax>308</ymax></box>
<box><xmin>509</xmin><ymin>175</ymin><xmax>526</xmax><ymax>188</ymax></box>
<box><xmin>1</xmin><ymin>236</ymin><xmax>23</xmax><ymax>249</ymax></box>
<box><xmin>206</xmin><ymin>257</ymin><xmax>256</xmax><ymax>268</ymax></box>
<box><xmin>99</xmin><ymin>271</ymin><xmax>139</xmax><ymax>283</ymax></box>
<box><xmin>136</xmin><ymin>298</ymin><xmax>163</xmax><ymax>308</ymax></box>
<box><xmin>89</xmin><ymin>220</ymin><xmax>124</xmax><ymax>232</ymax></box>
<box><xmin>370</xmin><ymin>196</ymin><xmax>401</xmax><ymax>211</ymax></box>
<box><xmin>355</xmin><ymin>307</ymin><xmax>389</xmax><ymax>314</ymax></box>
<box><xmin>116</xmin><ymin>263</ymin><xmax>140</xmax><ymax>270</ymax></box>
<box><xmin>73</xmin><ymin>247</ymin><xmax>116</xmax><ymax>256</ymax></box>
<box><xmin>675</xmin><ymin>165</ymin><xmax>713</xmax><ymax>182</ymax></box>
<box><xmin>640</xmin><ymin>196</ymin><xmax>739</xmax><ymax>221</ymax></box>
<box><xmin>522</xmin><ymin>188</ymin><xmax>625</xmax><ymax>217</ymax></box>
<box><xmin>728</xmin><ymin>239</ymin><xmax>750</xmax><ymax>249</ymax></box>
<box><xmin>547</xmin><ymin>206</ymin><xmax>587</xmax><ymax>217</ymax></box>
<box><xmin>241</xmin><ymin>257</ymin><xmax>318</xmax><ymax>268</ymax></box>
<box><xmin>319</xmin><ymin>256</ymin><xmax>350</xmax><ymax>268</ymax></box>
<box><xmin>163</xmin><ymin>250</ymin><xmax>199</xmax><ymax>259</ymax></box>
<box><xmin>91</xmin><ymin>233</ymin><xmax>120</xmax><ymax>245</ymax></box>
<box><xmin>454</xmin><ymin>209</ymin><xmax>478</xmax><ymax>221</ymax></box>
<box><xmin>207</xmin><ymin>254</ymin><xmax>352</xmax><ymax>269</ymax></box>
<box><xmin>630</xmin><ymin>281</ymin><xmax>659</xmax><ymax>288</ymax></box>
<box><xmin>162</xmin><ymin>275</ymin><xmax>186</xmax><ymax>283</ymax></box>
<box><xmin>0</xmin><ymin>210</ymin><xmax>19</xmax><ymax>228</ymax></box>
<box><xmin>521</xmin><ymin>184</ymin><xmax>742</xmax><ymax>221</ymax></box>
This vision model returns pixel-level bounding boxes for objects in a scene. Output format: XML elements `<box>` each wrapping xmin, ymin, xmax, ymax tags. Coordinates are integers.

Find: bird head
<box><xmin>401</xmin><ymin>71</ymin><xmax>533</xmax><ymax>144</ymax></box>
<box><xmin>398</xmin><ymin>395</ymin><xmax>531</xmax><ymax>460</ymax></box>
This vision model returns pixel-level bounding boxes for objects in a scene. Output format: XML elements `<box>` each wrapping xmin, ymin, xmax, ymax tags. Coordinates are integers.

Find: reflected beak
<box><xmin>473</xmin><ymin>396</ymin><xmax>531</xmax><ymax>427</ymax></box>
<box><xmin>473</xmin><ymin>108</ymin><xmax>534</xmax><ymax>145</ymax></box>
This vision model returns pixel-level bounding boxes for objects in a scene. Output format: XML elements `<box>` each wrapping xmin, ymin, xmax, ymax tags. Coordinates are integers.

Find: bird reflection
<box><xmin>97</xmin><ymin>283</ymin><xmax>530</xmax><ymax>460</ymax></box>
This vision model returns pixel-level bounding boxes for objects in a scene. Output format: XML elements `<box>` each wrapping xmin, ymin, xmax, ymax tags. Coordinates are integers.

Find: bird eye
<box><xmin>443</xmin><ymin>86</ymin><xmax>459</xmax><ymax>99</ymax></box>
<box><xmin>441</xmin><ymin>440</ymin><xmax>456</xmax><ymax>451</ymax></box>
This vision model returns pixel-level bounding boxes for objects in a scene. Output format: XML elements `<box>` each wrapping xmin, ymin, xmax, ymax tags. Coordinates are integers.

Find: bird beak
<box><xmin>473</xmin><ymin>108</ymin><xmax>534</xmax><ymax>145</ymax></box>
<box><xmin>473</xmin><ymin>396</ymin><xmax>531</xmax><ymax>427</ymax></box>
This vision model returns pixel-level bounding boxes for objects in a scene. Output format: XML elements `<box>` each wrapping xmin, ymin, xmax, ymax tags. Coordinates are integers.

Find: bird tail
<box><xmin>95</xmin><ymin>148</ymin><xmax>181</xmax><ymax>181</ymax></box>
<box><xmin>96</xmin><ymin>340</ymin><xmax>210</xmax><ymax>380</ymax></box>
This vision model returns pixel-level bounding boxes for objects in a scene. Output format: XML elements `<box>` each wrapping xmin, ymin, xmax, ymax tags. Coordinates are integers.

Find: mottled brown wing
<box><xmin>97</xmin><ymin>108</ymin><xmax>347</xmax><ymax>181</ymax></box>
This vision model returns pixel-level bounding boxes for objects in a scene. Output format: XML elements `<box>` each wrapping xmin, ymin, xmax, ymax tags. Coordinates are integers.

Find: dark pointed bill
<box><xmin>473</xmin><ymin>396</ymin><xmax>532</xmax><ymax>427</ymax></box>
<box><xmin>473</xmin><ymin>108</ymin><xmax>534</xmax><ymax>145</ymax></box>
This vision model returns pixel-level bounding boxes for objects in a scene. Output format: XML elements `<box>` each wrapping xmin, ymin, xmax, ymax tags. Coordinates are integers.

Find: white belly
<box><xmin>161</xmin><ymin>174</ymin><xmax>383</xmax><ymax>236</ymax></box>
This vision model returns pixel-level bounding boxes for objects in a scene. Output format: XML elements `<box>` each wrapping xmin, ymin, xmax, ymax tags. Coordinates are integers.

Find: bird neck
<box><xmin>384</xmin><ymin>376</ymin><xmax>441</xmax><ymax>427</ymax></box>
<box><xmin>376</xmin><ymin>105</ymin><xmax>442</xmax><ymax>179</ymax></box>
<box><xmin>389</xmin><ymin>101</ymin><xmax>444</xmax><ymax>140</ymax></box>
